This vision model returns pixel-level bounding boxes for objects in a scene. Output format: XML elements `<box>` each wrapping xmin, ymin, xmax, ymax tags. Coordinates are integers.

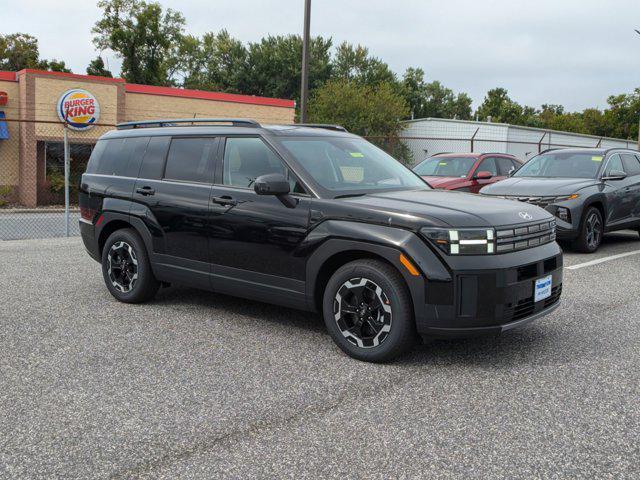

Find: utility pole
<box><xmin>300</xmin><ymin>0</ymin><xmax>311</xmax><ymax>123</ymax></box>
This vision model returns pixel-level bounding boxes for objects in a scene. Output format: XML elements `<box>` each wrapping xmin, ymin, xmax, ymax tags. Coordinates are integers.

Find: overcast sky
<box><xmin>2</xmin><ymin>0</ymin><xmax>639</xmax><ymax>111</ymax></box>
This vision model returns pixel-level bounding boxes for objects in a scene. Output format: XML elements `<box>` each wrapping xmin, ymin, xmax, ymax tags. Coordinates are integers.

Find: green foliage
<box><xmin>400</xmin><ymin>68</ymin><xmax>472</xmax><ymax>120</ymax></box>
<box><xmin>308</xmin><ymin>79</ymin><xmax>408</xmax><ymax>137</ymax></box>
<box><xmin>48</xmin><ymin>172</ymin><xmax>65</xmax><ymax>194</ymax></box>
<box><xmin>0</xmin><ymin>33</ymin><xmax>72</xmax><ymax>72</ymax></box>
<box><xmin>243</xmin><ymin>34</ymin><xmax>332</xmax><ymax>102</ymax></box>
<box><xmin>475</xmin><ymin>88</ymin><xmax>524</xmax><ymax>124</ymax></box>
<box><xmin>86</xmin><ymin>56</ymin><xmax>113</xmax><ymax>77</ymax></box>
<box><xmin>308</xmin><ymin>79</ymin><xmax>412</xmax><ymax>164</ymax></box>
<box><xmin>332</xmin><ymin>42</ymin><xmax>397</xmax><ymax>87</ymax></box>
<box><xmin>93</xmin><ymin>0</ymin><xmax>186</xmax><ymax>85</ymax></box>
<box><xmin>0</xmin><ymin>185</ymin><xmax>14</xmax><ymax>207</ymax></box>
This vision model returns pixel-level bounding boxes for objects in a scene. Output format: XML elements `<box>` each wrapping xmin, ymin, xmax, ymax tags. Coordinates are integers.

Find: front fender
<box><xmin>303</xmin><ymin>220</ymin><xmax>451</xmax><ymax>325</ymax></box>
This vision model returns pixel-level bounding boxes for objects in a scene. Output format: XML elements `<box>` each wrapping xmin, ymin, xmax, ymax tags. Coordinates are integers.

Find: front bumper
<box><xmin>415</xmin><ymin>241</ymin><xmax>563</xmax><ymax>338</ymax></box>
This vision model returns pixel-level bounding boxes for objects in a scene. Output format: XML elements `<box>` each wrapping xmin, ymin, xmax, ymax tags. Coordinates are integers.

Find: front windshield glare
<box><xmin>414</xmin><ymin>156</ymin><xmax>476</xmax><ymax>177</ymax></box>
<box><xmin>279</xmin><ymin>137</ymin><xmax>428</xmax><ymax>192</ymax></box>
<box><xmin>515</xmin><ymin>151</ymin><xmax>603</xmax><ymax>178</ymax></box>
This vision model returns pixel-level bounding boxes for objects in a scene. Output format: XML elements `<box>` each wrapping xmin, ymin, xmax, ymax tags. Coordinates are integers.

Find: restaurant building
<box><xmin>0</xmin><ymin>69</ymin><xmax>295</xmax><ymax>207</ymax></box>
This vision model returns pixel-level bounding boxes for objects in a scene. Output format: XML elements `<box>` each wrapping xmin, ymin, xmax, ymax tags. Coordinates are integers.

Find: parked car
<box><xmin>79</xmin><ymin>119</ymin><xmax>562</xmax><ymax>363</ymax></box>
<box><xmin>413</xmin><ymin>152</ymin><xmax>522</xmax><ymax>193</ymax></box>
<box><xmin>480</xmin><ymin>148</ymin><xmax>640</xmax><ymax>253</ymax></box>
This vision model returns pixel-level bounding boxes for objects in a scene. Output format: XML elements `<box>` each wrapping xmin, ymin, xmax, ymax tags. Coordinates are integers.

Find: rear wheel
<box><xmin>101</xmin><ymin>228</ymin><xmax>159</xmax><ymax>303</ymax></box>
<box><xmin>322</xmin><ymin>259</ymin><xmax>416</xmax><ymax>363</ymax></box>
<box><xmin>573</xmin><ymin>207</ymin><xmax>603</xmax><ymax>253</ymax></box>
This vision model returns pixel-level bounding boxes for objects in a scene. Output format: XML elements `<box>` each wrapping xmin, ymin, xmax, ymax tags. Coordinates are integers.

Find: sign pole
<box><xmin>299</xmin><ymin>0</ymin><xmax>311</xmax><ymax>123</ymax></box>
<box><xmin>63</xmin><ymin>111</ymin><xmax>70</xmax><ymax>237</ymax></box>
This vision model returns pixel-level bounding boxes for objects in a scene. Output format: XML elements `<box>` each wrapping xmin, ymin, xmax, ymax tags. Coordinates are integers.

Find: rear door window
<box><xmin>164</xmin><ymin>137</ymin><xmax>217</xmax><ymax>183</ymax></box>
<box><xmin>138</xmin><ymin>136</ymin><xmax>170</xmax><ymax>180</ymax></box>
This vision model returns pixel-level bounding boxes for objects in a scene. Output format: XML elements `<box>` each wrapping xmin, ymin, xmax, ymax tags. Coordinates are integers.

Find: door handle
<box><xmin>136</xmin><ymin>186</ymin><xmax>155</xmax><ymax>196</ymax></box>
<box><xmin>211</xmin><ymin>195</ymin><xmax>238</xmax><ymax>207</ymax></box>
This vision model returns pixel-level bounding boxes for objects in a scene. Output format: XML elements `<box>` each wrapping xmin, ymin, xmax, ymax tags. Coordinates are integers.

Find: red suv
<box><xmin>413</xmin><ymin>153</ymin><xmax>523</xmax><ymax>193</ymax></box>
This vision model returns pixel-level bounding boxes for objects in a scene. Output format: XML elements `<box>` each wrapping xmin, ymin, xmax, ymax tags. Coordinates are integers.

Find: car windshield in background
<box><xmin>279</xmin><ymin>137</ymin><xmax>428</xmax><ymax>192</ymax></box>
<box><xmin>515</xmin><ymin>151</ymin><xmax>603</xmax><ymax>178</ymax></box>
<box><xmin>413</xmin><ymin>156</ymin><xmax>477</xmax><ymax>177</ymax></box>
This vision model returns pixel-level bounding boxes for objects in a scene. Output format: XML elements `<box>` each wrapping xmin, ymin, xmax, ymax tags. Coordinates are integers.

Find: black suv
<box><xmin>79</xmin><ymin>118</ymin><xmax>563</xmax><ymax>362</ymax></box>
<box><xmin>481</xmin><ymin>148</ymin><xmax>640</xmax><ymax>252</ymax></box>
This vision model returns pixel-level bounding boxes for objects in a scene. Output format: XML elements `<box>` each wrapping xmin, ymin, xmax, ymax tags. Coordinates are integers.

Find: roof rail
<box><xmin>431</xmin><ymin>152</ymin><xmax>452</xmax><ymax>156</ymax></box>
<box><xmin>294</xmin><ymin>123</ymin><xmax>348</xmax><ymax>132</ymax></box>
<box><xmin>116</xmin><ymin>118</ymin><xmax>261</xmax><ymax>130</ymax></box>
<box><xmin>539</xmin><ymin>148</ymin><xmax>564</xmax><ymax>154</ymax></box>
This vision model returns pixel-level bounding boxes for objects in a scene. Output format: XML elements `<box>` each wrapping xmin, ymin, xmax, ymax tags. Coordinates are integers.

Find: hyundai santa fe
<box><xmin>79</xmin><ymin>118</ymin><xmax>563</xmax><ymax>362</ymax></box>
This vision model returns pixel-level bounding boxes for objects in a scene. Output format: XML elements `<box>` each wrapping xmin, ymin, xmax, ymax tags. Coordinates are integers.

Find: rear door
<box><xmin>621</xmin><ymin>153</ymin><xmax>640</xmax><ymax>225</ymax></box>
<box><xmin>131</xmin><ymin>135</ymin><xmax>218</xmax><ymax>288</ymax></box>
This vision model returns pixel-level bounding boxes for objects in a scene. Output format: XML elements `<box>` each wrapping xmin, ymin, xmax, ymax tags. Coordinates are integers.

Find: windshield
<box><xmin>515</xmin><ymin>151</ymin><xmax>603</xmax><ymax>178</ymax></box>
<box><xmin>279</xmin><ymin>137</ymin><xmax>428</xmax><ymax>192</ymax></box>
<box><xmin>413</xmin><ymin>156</ymin><xmax>477</xmax><ymax>177</ymax></box>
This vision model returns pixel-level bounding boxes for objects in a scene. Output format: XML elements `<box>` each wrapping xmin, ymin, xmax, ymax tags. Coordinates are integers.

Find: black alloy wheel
<box><xmin>574</xmin><ymin>206</ymin><xmax>603</xmax><ymax>253</ymax></box>
<box><xmin>322</xmin><ymin>259</ymin><xmax>416</xmax><ymax>362</ymax></box>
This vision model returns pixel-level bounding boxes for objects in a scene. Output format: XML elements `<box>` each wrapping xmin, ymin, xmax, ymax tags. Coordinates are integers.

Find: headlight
<box><xmin>420</xmin><ymin>227</ymin><xmax>495</xmax><ymax>255</ymax></box>
<box><xmin>551</xmin><ymin>194</ymin><xmax>579</xmax><ymax>202</ymax></box>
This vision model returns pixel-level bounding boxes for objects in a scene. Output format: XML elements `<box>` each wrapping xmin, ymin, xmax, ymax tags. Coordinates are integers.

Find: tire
<box><xmin>322</xmin><ymin>259</ymin><xmax>416</xmax><ymax>363</ymax></box>
<box><xmin>572</xmin><ymin>206</ymin><xmax>603</xmax><ymax>253</ymax></box>
<box><xmin>101</xmin><ymin>228</ymin><xmax>160</xmax><ymax>303</ymax></box>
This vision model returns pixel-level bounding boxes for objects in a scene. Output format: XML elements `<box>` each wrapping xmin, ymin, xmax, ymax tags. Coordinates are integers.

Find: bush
<box><xmin>0</xmin><ymin>185</ymin><xmax>14</xmax><ymax>207</ymax></box>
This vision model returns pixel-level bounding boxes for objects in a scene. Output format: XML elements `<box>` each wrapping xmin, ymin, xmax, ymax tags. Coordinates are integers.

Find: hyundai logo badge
<box><xmin>519</xmin><ymin>211</ymin><xmax>533</xmax><ymax>220</ymax></box>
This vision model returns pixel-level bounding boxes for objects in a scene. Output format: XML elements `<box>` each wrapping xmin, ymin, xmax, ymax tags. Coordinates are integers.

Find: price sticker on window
<box><xmin>350</xmin><ymin>152</ymin><xmax>364</xmax><ymax>158</ymax></box>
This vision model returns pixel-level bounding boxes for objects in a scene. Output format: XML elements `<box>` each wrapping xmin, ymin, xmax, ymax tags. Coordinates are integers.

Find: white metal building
<box><xmin>401</xmin><ymin>118</ymin><xmax>637</xmax><ymax>165</ymax></box>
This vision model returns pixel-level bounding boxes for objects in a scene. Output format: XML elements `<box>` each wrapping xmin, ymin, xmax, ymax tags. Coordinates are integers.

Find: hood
<box><xmin>480</xmin><ymin>176</ymin><xmax>596</xmax><ymax>196</ymax></box>
<box><xmin>420</xmin><ymin>176</ymin><xmax>465</xmax><ymax>188</ymax></box>
<box><xmin>340</xmin><ymin>188</ymin><xmax>552</xmax><ymax>228</ymax></box>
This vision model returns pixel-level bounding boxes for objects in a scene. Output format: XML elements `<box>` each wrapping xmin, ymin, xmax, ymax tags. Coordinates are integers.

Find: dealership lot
<box><xmin>1</xmin><ymin>234</ymin><xmax>639</xmax><ymax>479</ymax></box>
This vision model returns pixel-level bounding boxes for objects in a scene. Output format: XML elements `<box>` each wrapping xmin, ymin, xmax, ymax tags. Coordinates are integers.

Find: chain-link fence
<box><xmin>386</xmin><ymin>119</ymin><xmax>639</xmax><ymax>166</ymax></box>
<box><xmin>0</xmin><ymin>118</ymin><xmax>116</xmax><ymax>240</ymax></box>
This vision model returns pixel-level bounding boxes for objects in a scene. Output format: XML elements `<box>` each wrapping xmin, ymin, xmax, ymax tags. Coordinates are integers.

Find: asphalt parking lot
<box><xmin>1</xmin><ymin>233</ymin><xmax>639</xmax><ymax>479</ymax></box>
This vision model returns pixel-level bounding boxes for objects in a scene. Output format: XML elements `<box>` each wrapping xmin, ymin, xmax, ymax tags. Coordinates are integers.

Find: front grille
<box><xmin>495</xmin><ymin>220</ymin><xmax>556</xmax><ymax>253</ymax></box>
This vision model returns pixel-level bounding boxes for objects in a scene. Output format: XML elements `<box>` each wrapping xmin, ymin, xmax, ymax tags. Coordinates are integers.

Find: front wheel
<box><xmin>573</xmin><ymin>207</ymin><xmax>603</xmax><ymax>253</ymax></box>
<box><xmin>322</xmin><ymin>259</ymin><xmax>416</xmax><ymax>363</ymax></box>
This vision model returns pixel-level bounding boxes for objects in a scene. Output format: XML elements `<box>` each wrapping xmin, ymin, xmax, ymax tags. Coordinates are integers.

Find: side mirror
<box><xmin>254</xmin><ymin>173</ymin><xmax>298</xmax><ymax>208</ymax></box>
<box><xmin>602</xmin><ymin>170</ymin><xmax>627</xmax><ymax>181</ymax></box>
<box><xmin>254</xmin><ymin>173</ymin><xmax>290</xmax><ymax>195</ymax></box>
<box><xmin>475</xmin><ymin>170</ymin><xmax>493</xmax><ymax>180</ymax></box>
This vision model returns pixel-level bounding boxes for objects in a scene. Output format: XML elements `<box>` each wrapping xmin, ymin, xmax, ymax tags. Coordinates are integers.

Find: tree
<box><xmin>0</xmin><ymin>33</ymin><xmax>71</xmax><ymax>72</ymax></box>
<box><xmin>180</xmin><ymin>30</ymin><xmax>248</xmax><ymax>93</ymax></box>
<box><xmin>308</xmin><ymin>78</ymin><xmax>409</xmax><ymax>144</ymax></box>
<box><xmin>475</xmin><ymin>88</ymin><xmax>524</xmax><ymax>124</ymax></box>
<box><xmin>332</xmin><ymin>42</ymin><xmax>397</xmax><ymax>87</ymax></box>
<box><xmin>86</xmin><ymin>56</ymin><xmax>113</xmax><ymax>77</ymax></box>
<box><xmin>243</xmin><ymin>34</ymin><xmax>332</xmax><ymax>102</ymax></box>
<box><xmin>93</xmin><ymin>0</ymin><xmax>185</xmax><ymax>85</ymax></box>
<box><xmin>0</xmin><ymin>33</ymin><xmax>40</xmax><ymax>70</ymax></box>
<box><xmin>400</xmin><ymin>68</ymin><xmax>472</xmax><ymax>120</ymax></box>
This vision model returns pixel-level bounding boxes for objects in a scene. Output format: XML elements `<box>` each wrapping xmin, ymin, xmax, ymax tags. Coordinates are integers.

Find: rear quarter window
<box><xmin>87</xmin><ymin>137</ymin><xmax>150</xmax><ymax>177</ymax></box>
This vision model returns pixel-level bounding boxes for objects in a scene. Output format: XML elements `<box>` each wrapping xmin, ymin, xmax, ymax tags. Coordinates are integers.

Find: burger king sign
<box><xmin>57</xmin><ymin>89</ymin><xmax>100</xmax><ymax>131</ymax></box>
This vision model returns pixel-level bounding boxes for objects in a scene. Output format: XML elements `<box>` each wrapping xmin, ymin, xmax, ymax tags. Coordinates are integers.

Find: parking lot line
<box><xmin>566</xmin><ymin>249</ymin><xmax>640</xmax><ymax>270</ymax></box>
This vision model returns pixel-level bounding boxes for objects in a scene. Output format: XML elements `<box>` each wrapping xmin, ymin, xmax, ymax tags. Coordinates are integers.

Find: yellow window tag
<box><xmin>592</xmin><ymin>156</ymin><xmax>603</xmax><ymax>162</ymax></box>
<box><xmin>350</xmin><ymin>152</ymin><xmax>364</xmax><ymax>158</ymax></box>
<box><xmin>439</xmin><ymin>162</ymin><xmax>447</xmax><ymax>166</ymax></box>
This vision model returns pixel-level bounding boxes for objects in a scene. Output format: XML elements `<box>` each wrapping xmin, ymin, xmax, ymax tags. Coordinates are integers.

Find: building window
<box><xmin>41</xmin><ymin>141</ymin><xmax>94</xmax><ymax>205</ymax></box>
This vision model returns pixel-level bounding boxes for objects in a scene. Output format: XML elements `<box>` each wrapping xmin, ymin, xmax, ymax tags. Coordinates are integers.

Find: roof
<box><xmin>0</xmin><ymin>69</ymin><xmax>295</xmax><ymax>108</ymax></box>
